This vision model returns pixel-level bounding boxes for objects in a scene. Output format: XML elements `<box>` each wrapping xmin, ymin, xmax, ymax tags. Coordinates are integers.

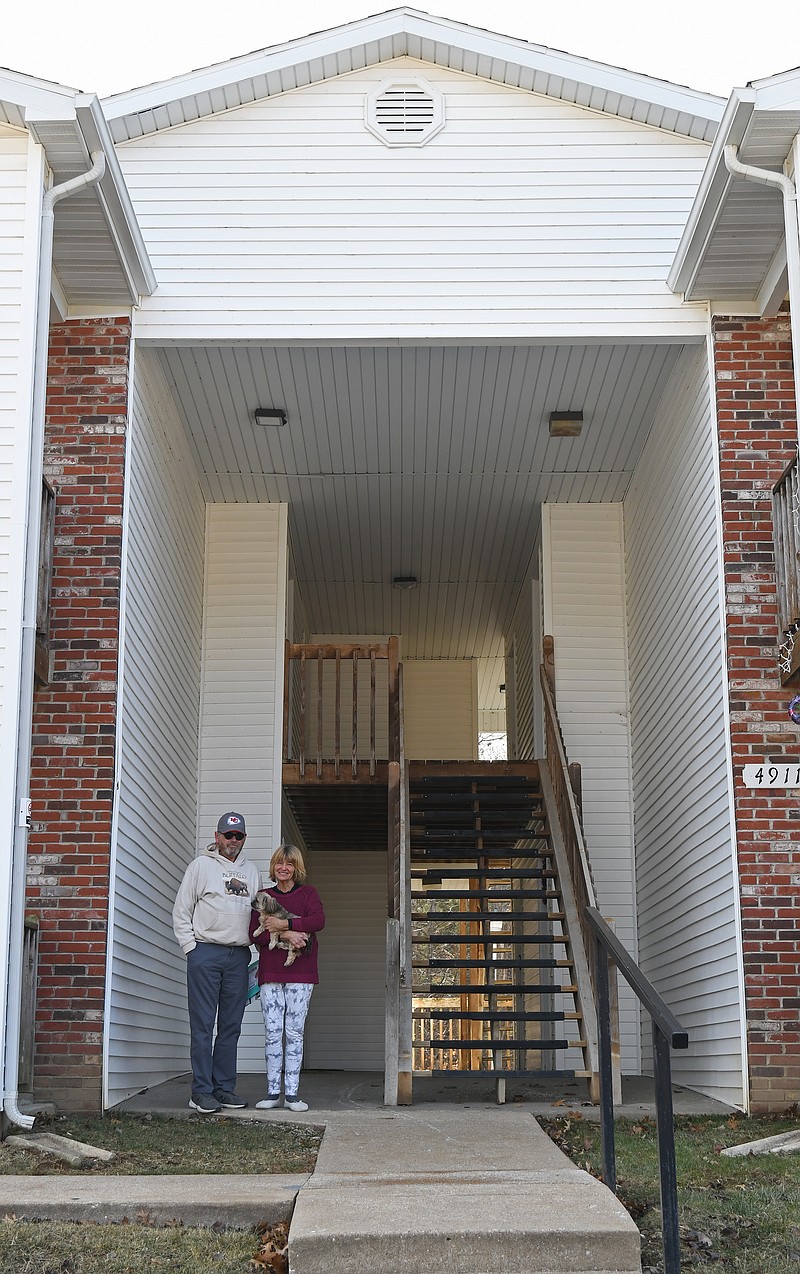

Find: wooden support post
<box><xmin>316</xmin><ymin>654</ymin><xmax>323</xmax><ymax>779</ymax></box>
<box><xmin>542</xmin><ymin>633</ymin><xmax>555</xmax><ymax>693</ymax></box>
<box><xmin>370</xmin><ymin>650</ymin><xmax>377</xmax><ymax>777</ymax></box>
<box><xmin>568</xmin><ymin>761</ymin><xmax>583</xmax><ymax>829</ymax></box>
<box><xmin>352</xmin><ymin>651</ymin><xmax>358</xmax><ymax>778</ymax></box>
<box><xmin>398</xmin><ymin>754</ymin><xmax>413</xmax><ymax>1106</ymax></box>
<box><xmin>282</xmin><ymin>639</ymin><xmax>291</xmax><ymax>762</ymax></box>
<box><xmin>298</xmin><ymin>650</ymin><xmax>306</xmax><ymax>778</ymax></box>
<box><xmin>384</xmin><ymin>918</ymin><xmax>400</xmax><ymax>1106</ymax></box>
<box><xmin>334</xmin><ymin>649</ymin><xmax>341</xmax><ymax>778</ymax></box>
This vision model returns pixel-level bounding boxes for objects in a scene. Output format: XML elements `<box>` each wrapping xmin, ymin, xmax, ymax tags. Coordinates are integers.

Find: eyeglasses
<box><xmin>221</xmin><ymin>830</ymin><xmax>245</xmax><ymax>841</ymax></box>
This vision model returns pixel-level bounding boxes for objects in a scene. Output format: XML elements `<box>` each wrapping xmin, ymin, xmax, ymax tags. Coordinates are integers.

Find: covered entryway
<box><xmin>102</xmin><ymin>333</ymin><xmax>747</xmax><ymax>1110</ymax></box>
<box><xmin>95</xmin><ymin>9</ymin><xmax>747</xmax><ymax>1110</ymax></box>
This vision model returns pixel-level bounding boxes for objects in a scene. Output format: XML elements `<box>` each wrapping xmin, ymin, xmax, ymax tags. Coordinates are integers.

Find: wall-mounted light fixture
<box><xmin>254</xmin><ymin>407</ymin><xmax>288</xmax><ymax>427</ymax></box>
<box><xmin>549</xmin><ymin>410</ymin><xmax>583</xmax><ymax>437</ymax></box>
<box><xmin>392</xmin><ymin>575</ymin><xmax>418</xmax><ymax>590</ymax></box>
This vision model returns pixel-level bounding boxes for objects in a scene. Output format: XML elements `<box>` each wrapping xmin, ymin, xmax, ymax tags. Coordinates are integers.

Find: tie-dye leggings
<box><xmin>259</xmin><ymin>982</ymin><xmax>314</xmax><ymax>1097</ymax></box>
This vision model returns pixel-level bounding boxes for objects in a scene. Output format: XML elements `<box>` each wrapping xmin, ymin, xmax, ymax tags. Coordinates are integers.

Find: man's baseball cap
<box><xmin>217</xmin><ymin>811</ymin><xmax>246</xmax><ymax>835</ymax></box>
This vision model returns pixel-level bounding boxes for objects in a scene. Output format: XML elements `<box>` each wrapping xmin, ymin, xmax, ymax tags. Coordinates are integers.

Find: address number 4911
<box><xmin>743</xmin><ymin>763</ymin><xmax>800</xmax><ymax>787</ymax></box>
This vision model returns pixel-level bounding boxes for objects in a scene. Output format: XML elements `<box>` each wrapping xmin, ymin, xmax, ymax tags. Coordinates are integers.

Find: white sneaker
<box><xmin>255</xmin><ymin>1094</ymin><xmax>281</xmax><ymax>1109</ymax></box>
<box><xmin>284</xmin><ymin>1095</ymin><xmax>309</xmax><ymax>1112</ymax></box>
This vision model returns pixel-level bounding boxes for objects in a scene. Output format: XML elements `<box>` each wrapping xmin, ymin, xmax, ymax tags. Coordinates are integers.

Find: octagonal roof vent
<box><xmin>365</xmin><ymin>78</ymin><xmax>445</xmax><ymax>148</ymax></box>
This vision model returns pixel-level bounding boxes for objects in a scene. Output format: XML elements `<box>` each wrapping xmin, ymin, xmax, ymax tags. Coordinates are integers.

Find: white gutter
<box><xmin>723</xmin><ymin>142</ymin><xmax>800</xmax><ymax>437</ymax></box>
<box><xmin>3</xmin><ymin>151</ymin><xmax>106</xmax><ymax>1133</ymax></box>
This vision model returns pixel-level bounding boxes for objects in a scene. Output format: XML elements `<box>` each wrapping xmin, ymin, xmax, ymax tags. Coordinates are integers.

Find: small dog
<box><xmin>253</xmin><ymin>891</ymin><xmax>301</xmax><ymax>967</ymax></box>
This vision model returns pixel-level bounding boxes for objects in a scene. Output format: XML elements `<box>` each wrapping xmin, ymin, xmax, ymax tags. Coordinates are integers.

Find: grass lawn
<box><xmin>0</xmin><ymin>1111</ymin><xmax>321</xmax><ymax>1175</ymax></box>
<box><xmin>0</xmin><ymin>1113</ymin><xmax>313</xmax><ymax>1272</ymax></box>
<box><xmin>0</xmin><ymin>1220</ymin><xmax>261</xmax><ymax>1274</ymax></box>
<box><xmin>541</xmin><ymin>1110</ymin><xmax>800</xmax><ymax>1272</ymax></box>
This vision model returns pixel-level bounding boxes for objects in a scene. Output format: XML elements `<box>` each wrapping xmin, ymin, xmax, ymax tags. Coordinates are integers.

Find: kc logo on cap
<box><xmin>217</xmin><ymin>811</ymin><xmax>247</xmax><ymax>834</ymax></box>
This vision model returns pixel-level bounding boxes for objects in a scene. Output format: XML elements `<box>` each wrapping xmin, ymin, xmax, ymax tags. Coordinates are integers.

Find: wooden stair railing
<box><xmin>539</xmin><ymin>635</ymin><xmax>604</xmax><ymax>1100</ymax></box>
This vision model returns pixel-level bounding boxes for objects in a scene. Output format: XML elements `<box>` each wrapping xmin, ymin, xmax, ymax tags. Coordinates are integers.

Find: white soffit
<box><xmin>669</xmin><ymin>75</ymin><xmax>800</xmax><ymax>307</ymax></box>
<box><xmin>154</xmin><ymin>340</ymin><xmax>688</xmax><ymax>660</ymax></box>
<box><xmin>2</xmin><ymin>71</ymin><xmax>156</xmax><ymax>307</ymax></box>
<box><xmin>0</xmin><ymin>67</ymin><xmax>78</xmax><ymax>129</ymax></box>
<box><xmin>102</xmin><ymin>6</ymin><xmax>723</xmax><ymax>145</ymax></box>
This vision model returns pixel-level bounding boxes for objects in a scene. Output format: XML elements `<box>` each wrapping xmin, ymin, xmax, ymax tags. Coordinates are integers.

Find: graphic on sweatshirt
<box><xmin>223</xmin><ymin>874</ymin><xmax>251</xmax><ymax>897</ymax></box>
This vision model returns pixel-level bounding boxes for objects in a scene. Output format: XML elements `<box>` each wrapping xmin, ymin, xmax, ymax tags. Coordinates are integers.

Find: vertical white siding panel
<box><xmin>0</xmin><ymin>135</ymin><xmax>41</xmax><ymax>891</ymax></box>
<box><xmin>303</xmin><ymin>850</ymin><xmax>386</xmax><ymax>1070</ymax></box>
<box><xmin>0</xmin><ymin>135</ymin><xmax>44</xmax><ymax>1072</ymax></box>
<box><xmin>403</xmin><ymin>659</ymin><xmax>478</xmax><ymax>759</ymax></box>
<box><xmin>198</xmin><ymin>502</ymin><xmax>288</xmax><ymax>1071</ymax></box>
<box><xmin>625</xmin><ymin>345</ymin><xmax>745</xmax><ymax>1106</ymax></box>
<box><xmin>106</xmin><ymin>349</ymin><xmax>206</xmax><ymax>1106</ymax></box>
<box><xmin>542</xmin><ymin>503</ymin><xmax>639</xmax><ymax>1072</ymax></box>
<box><xmin>506</xmin><ymin>579</ymin><xmax>535</xmax><ymax>759</ymax></box>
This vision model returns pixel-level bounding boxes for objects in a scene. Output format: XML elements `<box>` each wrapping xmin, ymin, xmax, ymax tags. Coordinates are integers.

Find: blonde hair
<box><xmin>269</xmin><ymin>843</ymin><xmax>307</xmax><ymax>884</ymax></box>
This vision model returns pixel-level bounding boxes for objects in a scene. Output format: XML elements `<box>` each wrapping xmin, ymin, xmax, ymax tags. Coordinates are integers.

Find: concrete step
<box><xmin>0</xmin><ymin>1173</ymin><xmax>308</xmax><ymax>1227</ymax></box>
<box><xmin>288</xmin><ymin>1109</ymin><xmax>641</xmax><ymax>1274</ymax></box>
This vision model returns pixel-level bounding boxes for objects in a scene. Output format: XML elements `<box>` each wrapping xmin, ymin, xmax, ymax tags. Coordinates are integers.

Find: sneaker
<box><xmin>284</xmin><ymin>1095</ymin><xmax>309</xmax><ymax>1112</ymax></box>
<box><xmin>214</xmin><ymin>1091</ymin><xmax>248</xmax><ymax>1109</ymax></box>
<box><xmin>255</xmin><ymin>1094</ymin><xmax>281</xmax><ymax>1110</ymax></box>
<box><xmin>189</xmin><ymin>1094</ymin><xmax>221</xmax><ymax>1114</ymax></box>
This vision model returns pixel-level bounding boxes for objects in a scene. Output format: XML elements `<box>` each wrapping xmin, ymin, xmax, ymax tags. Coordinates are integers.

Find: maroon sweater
<box><xmin>249</xmin><ymin>883</ymin><xmax>325</xmax><ymax>985</ymax></box>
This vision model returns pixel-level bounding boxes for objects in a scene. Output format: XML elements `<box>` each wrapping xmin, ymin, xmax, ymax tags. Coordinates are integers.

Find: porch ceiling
<box><xmin>156</xmin><ymin>340</ymin><xmax>685</xmax><ymax>661</ymax></box>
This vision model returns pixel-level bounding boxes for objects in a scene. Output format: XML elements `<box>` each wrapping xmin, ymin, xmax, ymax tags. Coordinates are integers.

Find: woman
<box><xmin>249</xmin><ymin>843</ymin><xmax>325</xmax><ymax>1112</ymax></box>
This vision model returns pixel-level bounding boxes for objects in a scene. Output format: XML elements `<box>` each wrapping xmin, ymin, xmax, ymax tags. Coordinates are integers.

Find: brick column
<box><xmin>26</xmin><ymin>318</ymin><xmax>131</xmax><ymax>1112</ymax></box>
<box><xmin>713</xmin><ymin>312</ymin><xmax>800</xmax><ymax>1111</ymax></box>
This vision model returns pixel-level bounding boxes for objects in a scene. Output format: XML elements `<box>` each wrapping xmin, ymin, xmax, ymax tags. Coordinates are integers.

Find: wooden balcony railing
<box><xmin>772</xmin><ymin>453</ymin><xmax>800</xmax><ymax>681</ymax></box>
<box><xmin>282</xmin><ymin>638</ymin><xmax>400</xmax><ymax>778</ymax></box>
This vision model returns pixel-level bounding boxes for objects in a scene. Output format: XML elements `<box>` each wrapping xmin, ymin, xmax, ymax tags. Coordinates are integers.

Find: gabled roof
<box><xmin>103</xmin><ymin>6</ymin><xmax>724</xmax><ymax>145</ymax></box>
<box><xmin>0</xmin><ymin>70</ymin><xmax>155</xmax><ymax>307</ymax></box>
<box><xmin>669</xmin><ymin>66</ymin><xmax>800</xmax><ymax>311</ymax></box>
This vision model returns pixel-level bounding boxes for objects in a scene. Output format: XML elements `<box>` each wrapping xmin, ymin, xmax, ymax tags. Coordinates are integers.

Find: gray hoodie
<box><xmin>172</xmin><ymin>845</ymin><xmax>261</xmax><ymax>954</ymax></box>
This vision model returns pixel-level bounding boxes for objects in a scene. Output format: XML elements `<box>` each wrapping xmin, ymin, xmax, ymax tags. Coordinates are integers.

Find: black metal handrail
<box><xmin>585</xmin><ymin>906</ymin><xmax>689</xmax><ymax>1274</ymax></box>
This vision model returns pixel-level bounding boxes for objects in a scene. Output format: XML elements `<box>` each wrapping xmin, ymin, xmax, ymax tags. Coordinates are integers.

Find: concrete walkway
<box><xmin>288</xmin><ymin>1106</ymin><xmax>642</xmax><ymax>1274</ymax></box>
<box><xmin>6</xmin><ymin>1075</ymin><xmax>731</xmax><ymax>1273</ymax></box>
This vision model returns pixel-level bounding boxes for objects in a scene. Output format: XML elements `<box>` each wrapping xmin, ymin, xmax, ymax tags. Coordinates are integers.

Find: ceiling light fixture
<box><xmin>549</xmin><ymin>410</ymin><xmax>584</xmax><ymax>437</ymax></box>
<box><xmin>392</xmin><ymin>576</ymin><xmax>418</xmax><ymax>591</ymax></box>
<box><xmin>254</xmin><ymin>407</ymin><xmax>288</xmax><ymax>427</ymax></box>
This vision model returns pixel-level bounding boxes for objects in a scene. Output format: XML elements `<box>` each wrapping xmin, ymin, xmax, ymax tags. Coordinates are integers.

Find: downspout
<box><xmin>723</xmin><ymin>143</ymin><xmax>800</xmax><ymax>439</ymax></box>
<box><xmin>3</xmin><ymin>151</ymin><xmax>106</xmax><ymax>1132</ymax></box>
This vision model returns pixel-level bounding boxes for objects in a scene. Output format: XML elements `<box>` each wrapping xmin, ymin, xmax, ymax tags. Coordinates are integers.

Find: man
<box><xmin>172</xmin><ymin>812</ymin><xmax>260</xmax><ymax>1113</ymax></box>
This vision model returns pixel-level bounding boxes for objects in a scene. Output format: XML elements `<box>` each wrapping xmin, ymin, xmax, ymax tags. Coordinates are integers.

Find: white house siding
<box><xmin>197</xmin><ymin>501</ymin><xmax>288</xmax><ymax>1072</ymax></box>
<box><xmin>403</xmin><ymin>659</ymin><xmax>478</xmax><ymax>760</ymax></box>
<box><xmin>0</xmin><ymin>131</ymin><xmax>33</xmax><ymax>735</ymax></box>
<box><xmin>303</xmin><ymin>850</ymin><xmax>386</xmax><ymax>1071</ymax></box>
<box><xmin>0</xmin><ymin>131</ymin><xmax>42</xmax><ymax>1070</ymax></box>
<box><xmin>119</xmin><ymin>57</ymin><xmax>710</xmax><ymax>344</ymax></box>
<box><xmin>541</xmin><ymin>503</ymin><xmax>639</xmax><ymax>1072</ymax></box>
<box><xmin>105</xmin><ymin>349</ymin><xmax>206</xmax><ymax>1106</ymax></box>
<box><xmin>625</xmin><ymin>345</ymin><xmax>745</xmax><ymax>1106</ymax></box>
<box><xmin>505</xmin><ymin>579</ymin><xmax>536</xmax><ymax>760</ymax></box>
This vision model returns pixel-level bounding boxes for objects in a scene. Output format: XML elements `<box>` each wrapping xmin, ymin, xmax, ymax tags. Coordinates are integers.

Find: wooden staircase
<box><xmin>409</xmin><ymin>761</ymin><xmax>596</xmax><ymax>1094</ymax></box>
<box><xmin>281</xmin><ymin>637</ymin><xmax>603</xmax><ymax>1103</ymax></box>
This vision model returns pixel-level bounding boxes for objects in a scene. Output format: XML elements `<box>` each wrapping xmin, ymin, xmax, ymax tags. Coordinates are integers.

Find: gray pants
<box><xmin>259</xmin><ymin>982</ymin><xmax>314</xmax><ymax>1097</ymax></box>
<box><xmin>186</xmin><ymin>942</ymin><xmax>249</xmax><ymax>1098</ymax></box>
